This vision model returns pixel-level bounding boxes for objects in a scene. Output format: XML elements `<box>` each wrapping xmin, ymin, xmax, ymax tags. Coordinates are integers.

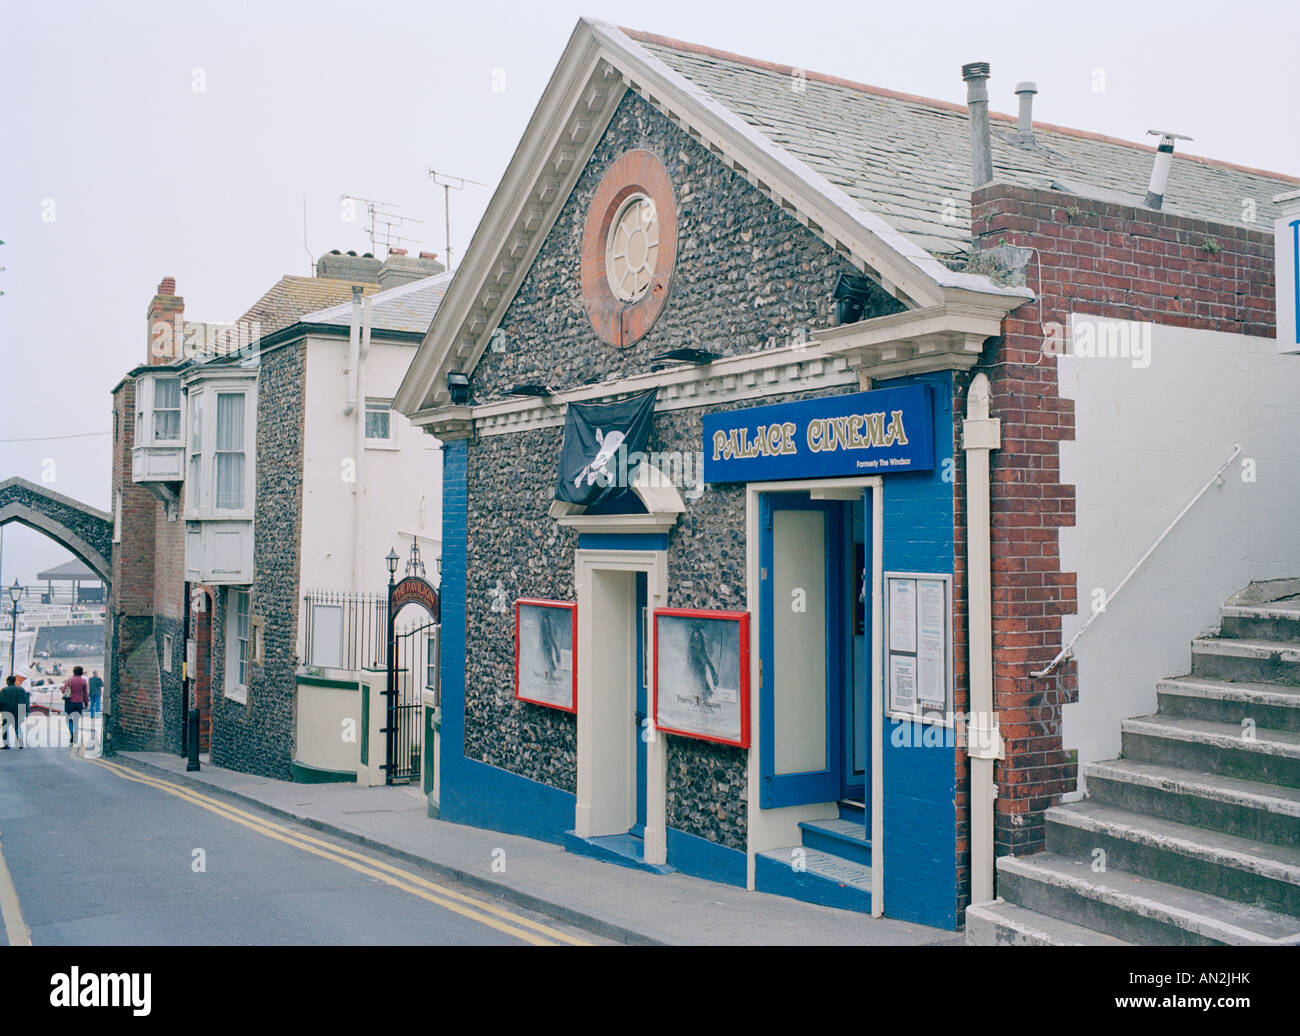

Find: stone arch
<box><xmin>0</xmin><ymin>477</ymin><xmax>113</xmax><ymax>585</ymax></box>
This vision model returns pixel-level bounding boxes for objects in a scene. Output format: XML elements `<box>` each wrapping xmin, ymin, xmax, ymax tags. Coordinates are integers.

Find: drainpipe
<box><xmin>351</xmin><ymin>294</ymin><xmax>372</xmax><ymax>593</ymax></box>
<box><xmin>962</xmin><ymin>62</ymin><xmax>994</xmax><ymax>187</ymax></box>
<box><xmin>344</xmin><ymin>286</ymin><xmax>362</xmax><ymax>417</ymax></box>
<box><xmin>963</xmin><ymin>373</ymin><xmax>1004</xmax><ymax>905</ymax></box>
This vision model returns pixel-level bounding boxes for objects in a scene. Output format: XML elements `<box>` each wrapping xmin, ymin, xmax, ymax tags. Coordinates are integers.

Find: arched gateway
<box><xmin>0</xmin><ymin>478</ymin><xmax>113</xmax><ymax>585</ymax></box>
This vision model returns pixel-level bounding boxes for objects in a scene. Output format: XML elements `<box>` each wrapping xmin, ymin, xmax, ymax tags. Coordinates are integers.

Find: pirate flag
<box><xmin>554</xmin><ymin>388</ymin><xmax>659</xmax><ymax>507</ymax></box>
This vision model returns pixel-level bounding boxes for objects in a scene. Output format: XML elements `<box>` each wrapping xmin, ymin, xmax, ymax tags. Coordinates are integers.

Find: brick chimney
<box><xmin>147</xmin><ymin>276</ymin><xmax>185</xmax><ymax>364</ymax></box>
<box><xmin>377</xmin><ymin>249</ymin><xmax>446</xmax><ymax>289</ymax></box>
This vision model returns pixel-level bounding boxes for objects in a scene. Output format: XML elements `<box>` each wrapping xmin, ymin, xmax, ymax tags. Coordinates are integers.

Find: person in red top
<box><xmin>62</xmin><ymin>666</ymin><xmax>89</xmax><ymax>744</ymax></box>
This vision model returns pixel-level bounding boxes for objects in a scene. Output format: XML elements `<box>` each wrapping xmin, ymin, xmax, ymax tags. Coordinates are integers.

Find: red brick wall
<box><xmin>111</xmin><ymin>381</ymin><xmax>157</xmax><ymax>617</ymax></box>
<box><xmin>969</xmin><ymin>182</ymin><xmax>1277</xmax><ymax>858</ymax></box>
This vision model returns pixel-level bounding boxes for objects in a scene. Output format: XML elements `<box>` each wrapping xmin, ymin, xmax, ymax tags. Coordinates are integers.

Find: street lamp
<box><xmin>8</xmin><ymin>578</ymin><xmax>24</xmax><ymax>680</ymax></box>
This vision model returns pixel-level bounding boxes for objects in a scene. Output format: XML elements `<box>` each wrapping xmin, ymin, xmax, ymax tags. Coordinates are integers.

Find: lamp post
<box><xmin>8</xmin><ymin>579</ymin><xmax>23</xmax><ymax>681</ymax></box>
<box><xmin>384</xmin><ymin>548</ymin><xmax>399</xmax><ymax>785</ymax></box>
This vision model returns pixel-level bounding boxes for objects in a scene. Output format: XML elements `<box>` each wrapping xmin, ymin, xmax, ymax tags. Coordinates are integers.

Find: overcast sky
<box><xmin>1</xmin><ymin>0</ymin><xmax>1296</xmax><ymax>587</ymax></box>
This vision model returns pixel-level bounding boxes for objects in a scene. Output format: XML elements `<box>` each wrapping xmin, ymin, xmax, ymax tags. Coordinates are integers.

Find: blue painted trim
<box><xmin>564</xmin><ymin>831</ymin><xmax>674</xmax><ymax>874</ymax></box>
<box><xmin>634</xmin><ymin>572</ymin><xmax>648</xmax><ymax>834</ymax></box>
<box><xmin>754</xmin><ymin>852</ymin><xmax>871</xmax><ymax>912</ymax></box>
<box><xmin>442</xmin><ymin>756</ymin><xmax>577</xmax><ymax>844</ymax></box>
<box><xmin>758</xmin><ymin>494</ymin><xmax>844</xmax><ymax>808</ymax></box>
<box><xmin>577</xmin><ymin>533</ymin><xmax>668</xmax><ymax>551</ymax></box>
<box><xmin>665</xmin><ymin>827</ymin><xmax>747</xmax><ymax>888</ymax></box>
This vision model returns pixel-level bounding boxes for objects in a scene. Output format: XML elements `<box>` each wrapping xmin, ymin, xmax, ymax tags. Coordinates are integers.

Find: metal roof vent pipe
<box><xmin>962</xmin><ymin>62</ymin><xmax>994</xmax><ymax>187</ymax></box>
<box><xmin>1145</xmin><ymin>130</ymin><xmax>1192</xmax><ymax>209</ymax></box>
<box><xmin>1013</xmin><ymin>82</ymin><xmax>1037</xmax><ymax>147</ymax></box>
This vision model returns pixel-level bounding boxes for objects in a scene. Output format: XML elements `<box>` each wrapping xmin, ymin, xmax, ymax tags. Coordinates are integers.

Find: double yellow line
<box><xmin>89</xmin><ymin>758</ymin><xmax>589</xmax><ymax>947</ymax></box>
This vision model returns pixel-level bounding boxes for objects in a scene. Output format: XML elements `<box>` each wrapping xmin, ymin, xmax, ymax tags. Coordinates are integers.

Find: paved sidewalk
<box><xmin>117</xmin><ymin>751</ymin><xmax>959</xmax><ymax>946</ymax></box>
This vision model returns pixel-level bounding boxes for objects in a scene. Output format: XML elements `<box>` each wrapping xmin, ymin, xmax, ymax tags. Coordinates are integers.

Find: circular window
<box><xmin>580</xmin><ymin>149</ymin><xmax>677</xmax><ymax>347</ymax></box>
<box><xmin>606</xmin><ymin>194</ymin><xmax>659</xmax><ymax>302</ymax></box>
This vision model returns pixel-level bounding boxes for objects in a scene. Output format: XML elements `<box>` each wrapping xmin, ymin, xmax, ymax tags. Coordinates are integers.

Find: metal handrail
<box><xmin>1032</xmin><ymin>442</ymin><xmax>1243</xmax><ymax>678</ymax></box>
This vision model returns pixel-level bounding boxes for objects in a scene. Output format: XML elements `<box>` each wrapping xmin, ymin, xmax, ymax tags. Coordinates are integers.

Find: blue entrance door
<box><xmin>759</xmin><ymin>493</ymin><xmax>847</xmax><ymax>808</ymax></box>
<box><xmin>632</xmin><ymin>571</ymin><xmax>648</xmax><ymax>836</ymax></box>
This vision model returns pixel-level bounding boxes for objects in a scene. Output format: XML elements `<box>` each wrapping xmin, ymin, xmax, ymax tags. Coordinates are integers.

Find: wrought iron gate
<box><xmin>385</xmin><ymin>619</ymin><xmax>436</xmax><ymax>783</ymax></box>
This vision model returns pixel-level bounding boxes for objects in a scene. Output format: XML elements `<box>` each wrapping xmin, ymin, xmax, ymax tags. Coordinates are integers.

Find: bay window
<box><xmin>214</xmin><ymin>392</ymin><xmax>246</xmax><ymax>510</ymax></box>
<box><xmin>132</xmin><ymin>371</ymin><xmax>186</xmax><ymax>483</ymax></box>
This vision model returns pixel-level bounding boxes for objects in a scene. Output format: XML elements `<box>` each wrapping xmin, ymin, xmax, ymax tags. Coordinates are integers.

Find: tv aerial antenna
<box><xmin>339</xmin><ymin>194</ymin><xmax>423</xmax><ymax>256</ymax></box>
<box><xmin>426</xmin><ymin>169</ymin><xmax>485</xmax><ymax>272</ymax></box>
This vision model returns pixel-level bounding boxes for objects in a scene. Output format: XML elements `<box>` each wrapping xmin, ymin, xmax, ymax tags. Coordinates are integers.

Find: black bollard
<box><xmin>186</xmin><ymin>708</ymin><xmax>201</xmax><ymax>772</ymax></box>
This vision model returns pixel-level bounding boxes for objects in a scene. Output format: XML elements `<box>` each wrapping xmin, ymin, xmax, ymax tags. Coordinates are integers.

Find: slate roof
<box><xmin>238</xmin><ymin>275</ymin><xmax>381</xmax><ymax>337</ymax></box>
<box><xmin>625</xmin><ymin>29</ymin><xmax>1299</xmax><ymax>261</ymax></box>
<box><xmin>300</xmin><ymin>271</ymin><xmax>454</xmax><ymax>335</ymax></box>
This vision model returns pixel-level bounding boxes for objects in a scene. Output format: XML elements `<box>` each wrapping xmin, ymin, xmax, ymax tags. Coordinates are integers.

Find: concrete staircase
<box><xmin>968</xmin><ymin>581</ymin><xmax>1300</xmax><ymax>946</ymax></box>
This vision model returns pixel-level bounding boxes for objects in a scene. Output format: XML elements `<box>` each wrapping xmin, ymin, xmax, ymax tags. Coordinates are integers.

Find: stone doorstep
<box><xmin>1085</xmin><ymin>758</ymin><xmax>1300</xmax><ymax>819</ymax></box>
<box><xmin>964</xmin><ymin>899</ymin><xmax>1132</xmax><ymax>946</ymax></box>
<box><xmin>1191</xmin><ymin>637</ymin><xmax>1300</xmax><ymax>662</ymax></box>
<box><xmin>996</xmin><ymin>853</ymin><xmax>1300</xmax><ymax>945</ymax></box>
<box><xmin>1156</xmin><ymin>676</ymin><xmax>1300</xmax><ymax>709</ymax></box>
<box><xmin>1225</xmin><ymin>579</ymin><xmax>1300</xmax><ymax>610</ymax></box>
<box><xmin>1046</xmin><ymin>801</ymin><xmax>1300</xmax><ymax>884</ymax></box>
<box><xmin>1121</xmin><ymin>715</ymin><xmax>1300</xmax><ymax>756</ymax></box>
<box><xmin>1222</xmin><ymin>602</ymin><xmax>1300</xmax><ymax>622</ymax></box>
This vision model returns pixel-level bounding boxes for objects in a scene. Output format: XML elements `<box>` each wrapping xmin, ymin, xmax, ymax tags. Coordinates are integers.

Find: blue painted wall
<box><xmin>879</xmin><ymin>371</ymin><xmax>959</xmax><ymax>930</ymax></box>
<box><xmin>440</xmin><ymin>438</ymin><xmax>578</xmax><ymax>844</ymax></box>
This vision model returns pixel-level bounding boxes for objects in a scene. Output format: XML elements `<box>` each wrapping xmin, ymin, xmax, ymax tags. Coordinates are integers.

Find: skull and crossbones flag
<box><xmin>554</xmin><ymin>388</ymin><xmax>658</xmax><ymax>507</ymax></box>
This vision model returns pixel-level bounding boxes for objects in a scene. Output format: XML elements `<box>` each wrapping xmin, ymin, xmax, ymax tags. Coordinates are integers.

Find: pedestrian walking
<box><xmin>88</xmin><ymin>670</ymin><xmax>103</xmax><ymax>718</ymax></box>
<box><xmin>62</xmin><ymin>665</ymin><xmax>89</xmax><ymax>744</ymax></box>
<box><xmin>0</xmin><ymin>674</ymin><xmax>27</xmax><ymax>749</ymax></box>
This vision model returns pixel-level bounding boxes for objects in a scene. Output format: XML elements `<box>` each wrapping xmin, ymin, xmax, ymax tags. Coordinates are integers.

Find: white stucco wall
<box><xmin>298</xmin><ymin>334</ymin><xmax>442</xmax><ymax>653</ymax></box>
<box><xmin>1057</xmin><ymin>313</ymin><xmax>1300</xmax><ymax>781</ymax></box>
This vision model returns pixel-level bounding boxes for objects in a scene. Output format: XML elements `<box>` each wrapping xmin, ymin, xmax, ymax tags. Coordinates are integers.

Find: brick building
<box><xmin>396</xmin><ymin>19</ymin><xmax>1299</xmax><ymax>938</ymax></box>
<box><xmin>110</xmin><ymin>248</ymin><xmax>449</xmax><ymax>780</ymax></box>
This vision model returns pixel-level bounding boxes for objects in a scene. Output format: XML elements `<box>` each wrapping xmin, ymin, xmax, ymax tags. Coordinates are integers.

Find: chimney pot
<box><xmin>419</xmin><ymin>251</ymin><xmax>438</xmax><ymax>260</ymax></box>
<box><xmin>389</xmin><ymin>247</ymin><xmax>408</xmax><ymax>256</ymax></box>
<box><xmin>158</xmin><ymin>276</ymin><xmax>176</xmax><ymax>296</ymax></box>
<box><xmin>962</xmin><ymin>61</ymin><xmax>993</xmax><ymax>188</ymax></box>
<box><xmin>1145</xmin><ymin>130</ymin><xmax>1192</xmax><ymax>210</ymax></box>
<box><xmin>1015</xmin><ymin>82</ymin><xmax>1037</xmax><ymax>137</ymax></box>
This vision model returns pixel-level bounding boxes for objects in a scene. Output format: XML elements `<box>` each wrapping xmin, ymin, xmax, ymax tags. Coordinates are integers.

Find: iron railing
<box><xmin>302</xmin><ymin>589</ymin><xmax>388</xmax><ymax>671</ymax></box>
<box><xmin>1032</xmin><ymin>443</ymin><xmax>1243</xmax><ymax>678</ymax></box>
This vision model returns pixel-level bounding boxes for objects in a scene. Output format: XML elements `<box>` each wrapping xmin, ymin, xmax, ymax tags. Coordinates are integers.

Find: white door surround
<box><xmin>573</xmin><ymin>547</ymin><xmax>669</xmax><ymax>864</ymax></box>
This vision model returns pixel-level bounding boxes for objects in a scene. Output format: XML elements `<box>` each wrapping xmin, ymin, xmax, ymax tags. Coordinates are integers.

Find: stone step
<box><xmin>1122</xmin><ymin>715</ymin><xmax>1300</xmax><ymax>788</ymax></box>
<box><xmin>1046</xmin><ymin>801</ymin><xmax>1300</xmax><ymax>916</ymax></box>
<box><xmin>755</xmin><ymin>845</ymin><xmax>871</xmax><ymax>913</ymax></box>
<box><xmin>798</xmin><ymin>817</ymin><xmax>871</xmax><ymax>867</ymax></box>
<box><xmin>995</xmin><ymin>852</ymin><xmax>1300</xmax><ymax>946</ymax></box>
<box><xmin>965</xmin><ymin>899</ymin><xmax>1132</xmax><ymax>946</ymax></box>
<box><xmin>1086</xmin><ymin>758</ymin><xmax>1300</xmax><ymax>848</ymax></box>
<box><xmin>1190</xmin><ymin>636</ymin><xmax>1300</xmax><ymax>686</ymax></box>
<box><xmin>1156</xmin><ymin>675</ymin><xmax>1300</xmax><ymax>732</ymax></box>
<box><xmin>1220</xmin><ymin>601</ymin><xmax>1300</xmax><ymax>644</ymax></box>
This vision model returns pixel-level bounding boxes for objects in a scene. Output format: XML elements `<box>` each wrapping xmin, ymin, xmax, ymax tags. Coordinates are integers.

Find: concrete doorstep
<box><xmin>115</xmin><ymin>751</ymin><xmax>954</xmax><ymax>947</ymax></box>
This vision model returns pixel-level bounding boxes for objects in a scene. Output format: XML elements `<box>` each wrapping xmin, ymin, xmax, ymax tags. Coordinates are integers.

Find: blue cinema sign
<box><xmin>703</xmin><ymin>385</ymin><xmax>934</xmax><ymax>483</ymax></box>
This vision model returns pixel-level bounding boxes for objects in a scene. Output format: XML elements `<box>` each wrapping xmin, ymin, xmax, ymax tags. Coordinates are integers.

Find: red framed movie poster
<box><xmin>514</xmin><ymin>599</ymin><xmax>577</xmax><ymax>713</ymax></box>
<box><xmin>653</xmin><ymin>608</ymin><xmax>750</xmax><ymax>748</ymax></box>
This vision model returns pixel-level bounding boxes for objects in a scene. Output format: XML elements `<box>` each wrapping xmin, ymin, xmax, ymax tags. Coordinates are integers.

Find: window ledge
<box><xmin>364</xmin><ymin>441</ymin><xmax>400</xmax><ymax>452</ymax></box>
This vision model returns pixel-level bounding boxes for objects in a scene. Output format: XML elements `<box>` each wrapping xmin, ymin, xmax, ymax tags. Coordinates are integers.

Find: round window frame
<box><xmin>604</xmin><ymin>193</ymin><xmax>659</xmax><ymax>303</ymax></box>
<box><xmin>580</xmin><ymin>149</ymin><xmax>677</xmax><ymax>348</ymax></box>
